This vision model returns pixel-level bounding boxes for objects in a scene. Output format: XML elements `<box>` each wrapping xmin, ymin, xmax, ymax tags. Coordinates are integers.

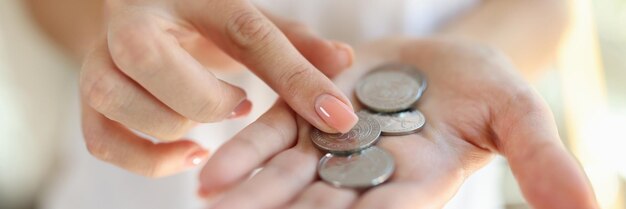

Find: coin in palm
<box><xmin>318</xmin><ymin>146</ymin><xmax>395</xmax><ymax>189</ymax></box>
<box><xmin>310</xmin><ymin>115</ymin><xmax>381</xmax><ymax>155</ymax></box>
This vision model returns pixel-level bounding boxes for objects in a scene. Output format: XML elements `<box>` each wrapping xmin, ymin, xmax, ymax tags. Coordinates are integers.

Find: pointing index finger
<box><xmin>182</xmin><ymin>0</ymin><xmax>358</xmax><ymax>133</ymax></box>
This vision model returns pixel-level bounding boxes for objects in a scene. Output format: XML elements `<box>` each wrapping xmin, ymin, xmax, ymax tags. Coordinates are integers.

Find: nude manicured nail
<box><xmin>197</xmin><ymin>186</ymin><xmax>211</xmax><ymax>198</ymax></box>
<box><xmin>228</xmin><ymin>99</ymin><xmax>252</xmax><ymax>119</ymax></box>
<box><xmin>315</xmin><ymin>94</ymin><xmax>358</xmax><ymax>133</ymax></box>
<box><xmin>186</xmin><ymin>149</ymin><xmax>209</xmax><ymax>168</ymax></box>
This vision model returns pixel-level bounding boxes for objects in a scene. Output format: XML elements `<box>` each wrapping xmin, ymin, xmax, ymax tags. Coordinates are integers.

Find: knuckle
<box><xmin>235</xmin><ymin>133</ymin><xmax>265</xmax><ymax>161</ymax></box>
<box><xmin>236</xmin><ymin>119</ymin><xmax>284</xmax><ymax>158</ymax></box>
<box><xmin>140</xmin><ymin>145</ymin><xmax>171</xmax><ymax>178</ymax></box>
<box><xmin>84</xmin><ymin>134</ymin><xmax>111</xmax><ymax>162</ymax></box>
<box><xmin>494</xmin><ymin>86</ymin><xmax>553</xmax><ymax>137</ymax></box>
<box><xmin>81</xmin><ymin>71</ymin><xmax>123</xmax><ymax>113</ymax></box>
<box><xmin>79</xmin><ymin>63</ymin><xmax>98</xmax><ymax>102</ymax></box>
<box><xmin>226</xmin><ymin>10</ymin><xmax>275</xmax><ymax>50</ymax></box>
<box><xmin>143</xmin><ymin>160</ymin><xmax>166</xmax><ymax>178</ymax></box>
<box><xmin>272</xmin><ymin>150</ymin><xmax>315</xmax><ymax>179</ymax></box>
<box><xmin>109</xmin><ymin>17</ymin><xmax>160</xmax><ymax>77</ymax></box>
<box><xmin>193</xmin><ymin>96</ymin><xmax>224</xmax><ymax>123</ymax></box>
<box><xmin>279</xmin><ymin>63</ymin><xmax>314</xmax><ymax>98</ymax></box>
<box><xmin>257</xmin><ymin>118</ymin><xmax>291</xmax><ymax>147</ymax></box>
<box><xmin>158</xmin><ymin>118</ymin><xmax>194</xmax><ymax>141</ymax></box>
<box><xmin>506</xmin><ymin>87</ymin><xmax>549</xmax><ymax>115</ymax></box>
<box><xmin>273</xmin><ymin>162</ymin><xmax>301</xmax><ymax>179</ymax></box>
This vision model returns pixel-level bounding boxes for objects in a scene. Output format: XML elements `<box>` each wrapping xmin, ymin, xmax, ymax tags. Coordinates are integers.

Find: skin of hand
<box><xmin>23</xmin><ymin>0</ymin><xmax>567</xmax><ymax>180</ymax></box>
<box><xmin>78</xmin><ymin>0</ymin><xmax>360</xmax><ymax>177</ymax></box>
<box><xmin>197</xmin><ymin>38</ymin><xmax>599</xmax><ymax>209</ymax></box>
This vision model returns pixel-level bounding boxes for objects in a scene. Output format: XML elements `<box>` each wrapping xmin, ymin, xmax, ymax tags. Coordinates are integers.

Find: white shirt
<box><xmin>0</xmin><ymin>0</ymin><xmax>504</xmax><ymax>208</ymax></box>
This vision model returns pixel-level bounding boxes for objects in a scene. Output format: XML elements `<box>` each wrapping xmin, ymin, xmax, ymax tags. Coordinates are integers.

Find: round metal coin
<box><xmin>318</xmin><ymin>146</ymin><xmax>395</xmax><ymax>189</ymax></box>
<box><xmin>355</xmin><ymin>63</ymin><xmax>427</xmax><ymax>113</ymax></box>
<box><xmin>359</xmin><ymin>110</ymin><xmax>426</xmax><ymax>136</ymax></box>
<box><xmin>310</xmin><ymin>115</ymin><xmax>381</xmax><ymax>155</ymax></box>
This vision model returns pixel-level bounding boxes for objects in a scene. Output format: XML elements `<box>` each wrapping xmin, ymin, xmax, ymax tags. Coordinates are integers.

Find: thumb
<box><xmin>493</xmin><ymin>90</ymin><xmax>599</xmax><ymax>209</ymax></box>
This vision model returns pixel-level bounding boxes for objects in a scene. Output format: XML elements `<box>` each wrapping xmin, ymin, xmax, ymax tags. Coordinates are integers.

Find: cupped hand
<box><xmin>79</xmin><ymin>0</ymin><xmax>359</xmax><ymax>177</ymax></box>
<box><xmin>198</xmin><ymin>38</ymin><xmax>599</xmax><ymax>209</ymax></box>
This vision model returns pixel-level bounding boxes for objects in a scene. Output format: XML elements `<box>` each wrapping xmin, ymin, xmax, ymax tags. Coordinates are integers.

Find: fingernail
<box><xmin>332</xmin><ymin>42</ymin><xmax>354</xmax><ymax>68</ymax></box>
<box><xmin>186</xmin><ymin>149</ymin><xmax>209</xmax><ymax>168</ymax></box>
<box><xmin>197</xmin><ymin>186</ymin><xmax>210</xmax><ymax>198</ymax></box>
<box><xmin>315</xmin><ymin>94</ymin><xmax>358</xmax><ymax>133</ymax></box>
<box><xmin>197</xmin><ymin>185</ymin><xmax>220</xmax><ymax>198</ymax></box>
<box><xmin>228</xmin><ymin>99</ymin><xmax>252</xmax><ymax>119</ymax></box>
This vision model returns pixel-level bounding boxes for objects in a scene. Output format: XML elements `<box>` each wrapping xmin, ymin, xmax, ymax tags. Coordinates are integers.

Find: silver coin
<box><xmin>310</xmin><ymin>115</ymin><xmax>381</xmax><ymax>155</ymax></box>
<box><xmin>318</xmin><ymin>146</ymin><xmax>395</xmax><ymax>188</ymax></box>
<box><xmin>359</xmin><ymin>110</ymin><xmax>426</xmax><ymax>136</ymax></box>
<box><xmin>355</xmin><ymin>63</ymin><xmax>427</xmax><ymax>113</ymax></box>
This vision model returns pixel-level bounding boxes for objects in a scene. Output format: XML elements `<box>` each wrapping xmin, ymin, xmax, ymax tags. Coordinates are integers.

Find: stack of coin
<box><xmin>311</xmin><ymin>63</ymin><xmax>428</xmax><ymax>189</ymax></box>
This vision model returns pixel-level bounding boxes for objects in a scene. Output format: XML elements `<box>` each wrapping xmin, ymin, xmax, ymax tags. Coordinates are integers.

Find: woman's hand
<box><xmin>79</xmin><ymin>0</ymin><xmax>359</xmax><ymax>177</ymax></box>
<box><xmin>198</xmin><ymin>38</ymin><xmax>599</xmax><ymax>209</ymax></box>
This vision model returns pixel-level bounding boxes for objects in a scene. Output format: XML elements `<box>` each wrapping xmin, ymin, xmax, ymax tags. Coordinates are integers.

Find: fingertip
<box><xmin>330</xmin><ymin>41</ymin><xmax>354</xmax><ymax>69</ymax></box>
<box><xmin>189</xmin><ymin>80</ymin><xmax>248</xmax><ymax>123</ymax></box>
<box><xmin>314</xmin><ymin>94</ymin><xmax>358</xmax><ymax>133</ymax></box>
<box><xmin>197</xmin><ymin>186</ymin><xmax>215</xmax><ymax>198</ymax></box>
<box><xmin>197</xmin><ymin>187</ymin><xmax>207</xmax><ymax>198</ymax></box>
<box><xmin>185</xmin><ymin>149</ymin><xmax>210</xmax><ymax>168</ymax></box>
<box><xmin>304</xmin><ymin>40</ymin><xmax>353</xmax><ymax>78</ymax></box>
<box><xmin>228</xmin><ymin>99</ymin><xmax>253</xmax><ymax>119</ymax></box>
<box><xmin>198</xmin><ymin>154</ymin><xmax>236</xmax><ymax>196</ymax></box>
<box><xmin>149</xmin><ymin>140</ymin><xmax>209</xmax><ymax>176</ymax></box>
<box><xmin>337</xmin><ymin>114</ymin><xmax>359</xmax><ymax>134</ymax></box>
<box><xmin>278</xmin><ymin>20</ymin><xmax>353</xmax><ymax>77</ymax></box>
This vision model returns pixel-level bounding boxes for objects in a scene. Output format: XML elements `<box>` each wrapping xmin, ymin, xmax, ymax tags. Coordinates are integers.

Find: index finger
<box><xmin>181</xmin><ymin>0</ymin><xmax>358</xmax><ymax>133</ymax></box>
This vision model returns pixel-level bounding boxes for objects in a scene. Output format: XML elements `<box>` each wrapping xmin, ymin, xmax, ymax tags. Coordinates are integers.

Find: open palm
<box><xmin>198</xmin><ymin>39</ymin><xmax>598</xmax><ymax>209</ymax></box>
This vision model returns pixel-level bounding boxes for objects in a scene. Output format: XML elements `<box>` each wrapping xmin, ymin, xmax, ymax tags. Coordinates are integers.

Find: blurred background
<box><xmin>1</xmin><ymin>0</ymin><xmax>625</xmax><ymax>208</ymax></box>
